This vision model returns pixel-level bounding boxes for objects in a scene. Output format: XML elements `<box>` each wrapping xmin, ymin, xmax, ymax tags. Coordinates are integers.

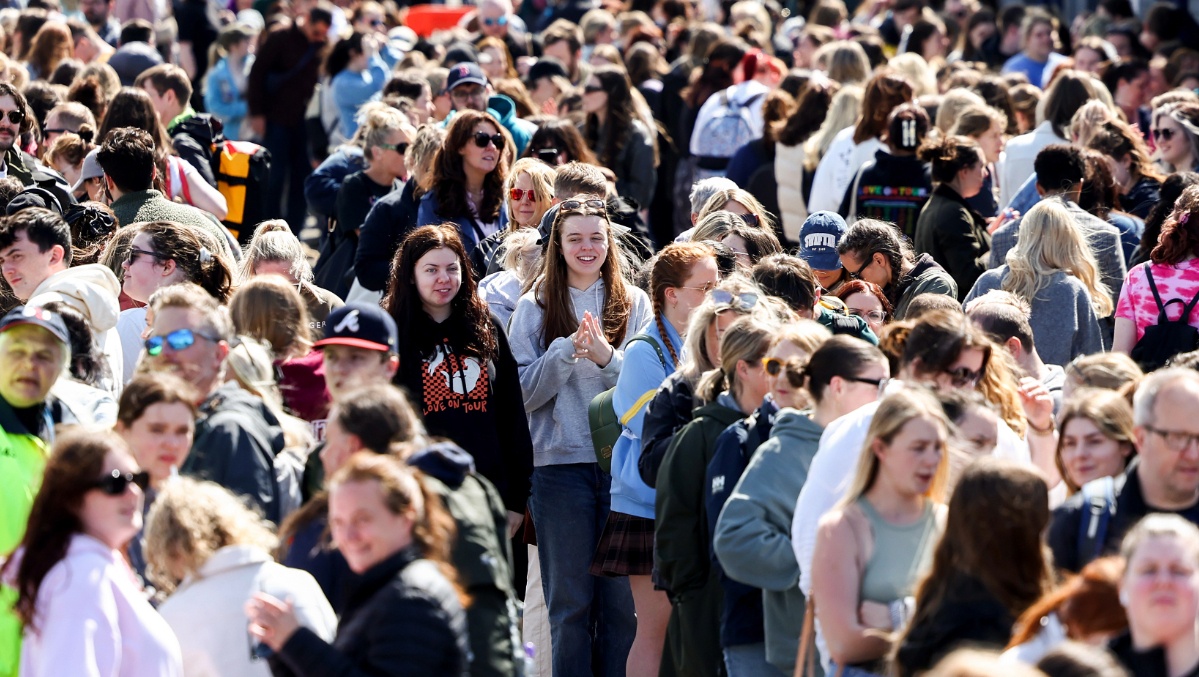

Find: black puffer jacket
<box><xmin>273</xmin><ymin>546</ymin><xmax>469</xmax><ymax>677</ymax></box>
<box><xmin>638</xmin><ymin>370</ymin><xmax>697</xmax><ymax>488</ymax></box>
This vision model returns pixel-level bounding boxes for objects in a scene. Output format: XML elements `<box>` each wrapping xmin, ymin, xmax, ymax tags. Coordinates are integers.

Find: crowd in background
<box><xmin>0</xmin><ymin>0</ymin><xmax>1199</xmax><ymax>675</ymax></box>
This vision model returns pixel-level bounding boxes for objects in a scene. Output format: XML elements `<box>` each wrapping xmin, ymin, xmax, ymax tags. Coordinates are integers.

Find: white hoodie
<box><xmin>29</xmin><ymin>263</ymin><xmax>123</xmax><ymax>394</ymax></box>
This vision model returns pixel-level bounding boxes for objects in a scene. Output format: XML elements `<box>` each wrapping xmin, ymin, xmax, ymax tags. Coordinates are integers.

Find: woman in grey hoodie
<box><xmin>506</xmin><ymin>198</ymin><xmax>653</xmax><ymax>676</ymax></box>
<box><xmin>713</xmin><ymin>336</ymin><xmax>890</xmax><ymax>675</ymax></box>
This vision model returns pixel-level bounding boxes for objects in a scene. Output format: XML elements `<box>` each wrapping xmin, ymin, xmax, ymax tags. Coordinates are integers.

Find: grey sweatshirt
<box><xmin>713</xmin><ymin>408</ymin><xmax>824</xmax><ymax>674</ymax></box>
<box><xmin>508</xmin><ymin>278</ymin><xmax>654</xmax><ymax>467</ymax></box>
<box><xmin>964</xmin><ymin>267</ymin><xmax>1105</xmax><ymax>366</ymax></box>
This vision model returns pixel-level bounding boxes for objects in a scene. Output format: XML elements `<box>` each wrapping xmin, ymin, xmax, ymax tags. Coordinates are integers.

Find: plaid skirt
<box><xmin>589</xmin><ymin>511</ymin><xmax>655</xmax><ymax>577</ymax></box>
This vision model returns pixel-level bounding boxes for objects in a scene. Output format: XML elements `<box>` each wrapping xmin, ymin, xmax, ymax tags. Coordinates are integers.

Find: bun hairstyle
<box><xmin>917</xmin><ymin>134</ymin><xmax>983</xmax><ymax>184</ymax></box>
<box><xmin>886</xmin><ymin>102</ymin><xmax>930</xmax><ymax>153</ymax></box>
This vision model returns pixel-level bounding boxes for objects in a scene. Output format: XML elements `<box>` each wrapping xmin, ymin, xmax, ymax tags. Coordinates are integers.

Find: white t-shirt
<box><xmin>117</xmin><ymin>307</ymin><xmax>148</xmax><ymax>385</ymax></box>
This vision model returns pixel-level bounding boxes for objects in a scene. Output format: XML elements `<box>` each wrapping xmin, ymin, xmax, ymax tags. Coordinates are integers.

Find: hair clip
<box><xmin>199</xmin><ymin>247</ymin><xmax>213</xmax><ymax>263</ymax></box>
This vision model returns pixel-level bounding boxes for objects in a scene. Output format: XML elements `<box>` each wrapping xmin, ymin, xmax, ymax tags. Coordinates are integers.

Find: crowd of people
<box><xmin>0</xmin><ymin>0</ymin><xmax>1198</xmax><ymax>674</ymax></box>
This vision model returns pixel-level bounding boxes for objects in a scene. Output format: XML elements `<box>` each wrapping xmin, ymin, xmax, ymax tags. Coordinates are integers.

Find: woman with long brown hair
<box><xmin>582</xmin><ymin>65</ymin><xmax>657</xmax><ymax>209</ymax></box>
<box><xmin>1054</xmin><ymin>388</ymin><xmax>1137</xmax><ymax>494</ymax></box>
<box><xmin>1087</xmin><ymin>119</ymin><xmax>1166</xmax><ymax>220</ymax></box>
<box><xmin>5</xmin><ymin>429</ymin><xmax>183</xmax><ymax>675</ymax></box>
<box><xmin>892</xmin><ymin>457</ymin><xmax>1054</xmax><ymax>676</ymax></box>
<box><xmin>246</xmin><ymin>453</ymin><xmax>469</xmax><ymax>675</ymax></box>
<box><xmin>808</xmin><ymin>70</ymin><xmax>914</xmax><ymax>214</ymax></box>
<box><xmin>508</xmin><ymin>196</ymin><xmax>653</xmax><ymax>677</ymax></box>
<box><xmin>383</xmin><ymin>224</ymin><xmax>534</xmax><ymax>518</ymax></box>
<box><xmin>416</xmin><ymin>109</ymin><xmax>512</xmax><ymax>268</ymax></box>
<box><xmin>24</xmin><ymin>21</ymin><xmax>72</xmax><ymax>81</ymax></box>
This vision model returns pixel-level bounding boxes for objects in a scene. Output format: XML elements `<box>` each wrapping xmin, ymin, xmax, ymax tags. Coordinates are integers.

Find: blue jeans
<box><xmin>724</xmin><ymin>643</ymin><xmax>785</xmax><ymax>677</ymax></box>
<box><xmin>531</xmin><ymin>463</ymin><xmax>635</xmax><ymax>677</ymax></box>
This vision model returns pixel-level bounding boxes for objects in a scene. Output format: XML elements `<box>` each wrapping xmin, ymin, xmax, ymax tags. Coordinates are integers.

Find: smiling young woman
<box><xmin>383</xmin><ymin>224</ymin><xmax>534</xmax><ymax>520</ymax></box>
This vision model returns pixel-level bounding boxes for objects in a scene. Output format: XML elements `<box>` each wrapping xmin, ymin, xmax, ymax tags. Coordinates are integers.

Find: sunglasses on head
<box><xmin>710</xmin><ymin>290</ymin><xmax>759</xmax><ymax>311</ymax></box>
<box><xmin>473</xmin><ymin>131</ymin><xmax>503</xmax><ymax>148</ymax></box>
<box><xmin>0</xmin><ymin>109</ymin><xmax>23</xmax><ymax>125</ymax></box>
<box><xmin>740</xmin><ymin>212</ymin><xmax>760</xmax><ymax>227</ymax></box>
<box><xmin>1154</xmin><ymin>127</ymin><xmax>1175</xmax><ymax>141</ymax></box>
<box><xmin>92</xmin><ymin>469</ymin><xmax>150</xmax><ymax>495</ymax></box>
<box><xmin>943</xmin><ymin>366</ymin><xmax>983</xmax><ymax>388</ymax></box>
<box><xmin>560</xmin><ymin>198</ymin><xmax>606</xmax><ymax>212</ymax></box>
<box><xmin>510</xmin><ymin>188</ymin><xmax>538</xmax><ymax>202</ymax></box>
<box><xmin>145</xmin><ymin>328</ymin><xmax>221</xmax><ymax>356</ymax></box>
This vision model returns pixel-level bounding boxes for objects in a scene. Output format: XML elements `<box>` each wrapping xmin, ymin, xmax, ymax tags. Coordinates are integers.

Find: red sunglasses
<box><xmin>510</xmin><ymin>188</ymin><xmax>538</xmax><ymax>202</ymax></box>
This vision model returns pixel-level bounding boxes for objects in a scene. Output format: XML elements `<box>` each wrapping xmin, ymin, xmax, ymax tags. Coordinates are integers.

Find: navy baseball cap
<box><xmin>798</xmin><ymin>212</ymin><xmax>848</xmax><ymax>271</ymax></box>
<box><xmin>445</xmin><ymin>61</ymin><xmax>488</xmax><ymax>91</ymax></box>
<box><xmin>0</xmin><ymin>305</ymin><xmax>69</xmax><ymax>345</ymax></box>
<box><xmin>313</xmin><ymin>304</ymin><xmax>398</xmax><ymax>354</ymax></box>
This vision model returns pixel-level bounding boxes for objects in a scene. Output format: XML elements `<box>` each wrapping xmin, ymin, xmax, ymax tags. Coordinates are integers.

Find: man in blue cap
<box><xmin>443</xmin><ymin>61</ymin><xmax>535</xmax><ymax>155</ymax></box>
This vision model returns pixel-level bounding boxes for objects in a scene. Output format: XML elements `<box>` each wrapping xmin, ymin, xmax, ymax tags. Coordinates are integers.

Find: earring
<box><xmin>1119</xmin><ymin>590</ymin><xmax>1130</xmax><ymax>606</ymax></box>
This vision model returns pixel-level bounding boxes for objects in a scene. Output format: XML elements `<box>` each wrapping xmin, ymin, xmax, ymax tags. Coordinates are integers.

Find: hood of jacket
<box><xmin>407</xmin><ymin>441</ymin><xmax>476</xmax><ymax>489</ymax></box>
<box><xmin>200</xmin><ymin>382</ymin><xmax>286</xmax><ymax>455</ymax></box>
<box><xmin>28</xmin><ymin>263</ymin><xmax>121</xmax><ymax>333</ymax></box>
<box><xmin>895</xmin><ymin>253</ymin><xmax>948</xmax><ymax>295</ymax></box>
<box><xmin>486</xmin><ymin>94</ymin><xmax>518</xmax><ymax>126</ymax></box>
<box><xmin>768</xmin><ymin>408</ymin><xmax>823</xmax><ymax>447</ymax></box>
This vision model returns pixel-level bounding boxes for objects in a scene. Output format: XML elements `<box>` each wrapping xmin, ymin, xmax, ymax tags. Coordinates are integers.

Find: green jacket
<box><xmin>109</xmin><ymin>189</ymin><xmax>236</xmax><ymax>261</ymax></box>
<box><xmin>656</xmin><ymin>398</ymin><xmax>744</xmax><ymax>677</ymax></box>
<box><xmin>0</xmin><ymin>397</ymin><xmax>54</xmax><ymax>677</ymax></box>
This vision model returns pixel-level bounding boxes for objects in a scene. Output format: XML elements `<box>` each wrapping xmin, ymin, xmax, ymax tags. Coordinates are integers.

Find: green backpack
<box><xmin>588</xmin><ymin>334</ymin><xmax>668</xmax><ymax>473</ymax></box>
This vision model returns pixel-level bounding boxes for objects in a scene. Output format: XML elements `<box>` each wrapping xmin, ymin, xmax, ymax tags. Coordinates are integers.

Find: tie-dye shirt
<box><xmin>1116</xmin><ymin>259</ymin><xmax>1199</xmax><ymax>342</ymax></box>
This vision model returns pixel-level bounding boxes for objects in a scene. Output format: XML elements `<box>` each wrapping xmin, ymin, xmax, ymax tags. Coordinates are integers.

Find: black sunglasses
<box><xmin>740</xmin><ymin>212</ymin><xmax>760</xmax><ymax>227</ymax></box>
<box><xmin>943</xmin><ymin>366</ymin><xmax>983</xmax><ymax>388</ymax></box>
<box><xmin>584</xmin><ymin>84</ymin><xmax>604</xmax><ymax>93</ymax></box>
<box><xmin>92</xmin><ymin>469</ymin><xmax>150</xmax><ymax>495</ymax></box>
<box><xmin>127</xmin><ymin>247</ymin><xmax>165</xmax><ymax>264</ymax></box>
<box><xmin>762</xmin><ymin>356</ymin><xmax>806</xmax><ymax>387</ymax></box>
<box><xmin>1154</xmin><ymin>127</ymin><xmax>1175</xmax><ymax>141</ymax></box>
<box><xmin>0</xmin><ymin>109</ymin><xmax>22</xmax><ymax>125</ymax></box>
<box><xmin>473</xmin><ymin>131</ymin><xmax>503</xmax><ymax>148</ymax></box>
<box><xmin>377</xmin><ymin>142</ymin><xmax>410</xmax><ymax>154</ymax></box>
<box><xmin>848</xmin><ymin>254</ymin><xmax>874</xmax><ymax>280</ymax></box>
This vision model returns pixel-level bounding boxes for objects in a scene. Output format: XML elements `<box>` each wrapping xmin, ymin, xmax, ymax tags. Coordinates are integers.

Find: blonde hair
<box><xmin>935</xmin><ymin>88</ymin><xmax>987</xmax><ymax>133</ymax></box>
<box><xmin>772</xmin><ymin>319</ymin><xmax>832</xmax><ymax>356</ymax></box>
<box><xmin>889</xmin><ymin>52</ymin><xmax>937</xmax><ymax>98</ymax></box>
<box><xmin>241</xmin><ymin>220</ymin><xmax>315</xmax><ymax>285</ymax></box>
<box><xmin>1120</xmin><ymin>513</ymin><xmax>1199</xmax><ymax>568</ymax></box>
<box><xmin>229</xmin><ymin>275</ymin><xmax>313</xmax><ymax>359</ymax></box>
<box><xmin>805</xmin><ymin>85</ymin><xmax>863</xmax><ymax>171</ymax></box>
<box><xmin>144</xmin><ymin>477</ymin><xmax>278</xmax><ymax>594</ymax></box>
<box><xmin>697</xmin><ymin>315</ymin><xmax>778</xmax><ymax>403</ymax></box>
<box><xmin>679</xmin><ymin>276</ymin><xmax>793</xmax><ymax>389</ymax></box>
<box><xmin>503</xmin><ymin>157</ymin><xmax>556</xmax><ymax>228</ymax></box>
<box><xmin>358</xmin><ymin>102</ymin><xmax>417</xmax><ymax>164</ymax></box>
<box><xmin>500</xmin><ymin>227</ymin><xmax>542</xmax><ymax>282</ymax></box>
<box><xmin>697</xmin><ymin>188</ymin><xmax>775</xmax><ymax>231</ymax></box>
<box><xmin>839</xmin><ymin>386</ymin><xmax>951</xmax><ymax>508</ymax></box>
<box><xmin>1069</xmin><ymin>99</ymin><xmax>1117</xmax><ymax>146</ymax></box>
<box><xmin>815</xmin><ymin>40</ymin><xmax>871</xmax><ymax>86</ymax></box>
<box><xmin>1004</xmin><ymin>199</ymin><xmax>1113</xmax><ymax>317</ymax></box>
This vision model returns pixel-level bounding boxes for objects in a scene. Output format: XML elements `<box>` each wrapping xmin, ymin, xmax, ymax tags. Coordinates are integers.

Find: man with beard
<box><xmin>0</xmin><ymin>84</ymin><xmax>73</xmax><ymax>208</ymax></box>
<box><xmin>145</xmin><ymin>283</ymin><xmax>285</xmax><ymax>523</ymax></box>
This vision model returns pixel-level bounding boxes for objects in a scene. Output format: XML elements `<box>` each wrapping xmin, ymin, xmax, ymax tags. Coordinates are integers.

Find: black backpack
<box><xmin>1130</xmin><ymin>263</ymin><xmax>1199</xmax><ymax>371</ymax></box>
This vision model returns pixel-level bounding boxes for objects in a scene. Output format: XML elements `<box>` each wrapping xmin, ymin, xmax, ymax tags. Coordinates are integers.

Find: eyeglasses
<box><xmin>560</xmin><ymin>198</ymin><xmax>606</xmax><ymax>212</ymax></box>
<box><xmin>678</xmin><ymin>281</ymin><xmax>717</xmax><ymax>294</ymax></box>
<box><xmin>473</xmin><ymin>131</ymin><xmax>503</xmax><ymax>148</ymax></box>
<box><xmin>0</xmin><ymin>109</ymin><xmax>23</xmax><ymax>125</ymax></box>
<box><xmin>942</xmin><ymin>366</ymin><xmax>983</xmax><ymax>388</ymax></box>
<box><xmin>710</xmin><ymin>290</ymin><xmax>759</xmax><ymax>311</ymax></box>
<box><xmin>849</xmin><ymin>308</ymin><xmax>887</xmax><ymax>323</ymax></box>
<box><xmin>1153</xmin><ymin>127</ymin><xmax>1176</xmax><ymax>141</ymax></box>
<box><xmin>844</xmin><ymin>375</ymin><xmax>885</xmax><ymax>388</ymax></box>
<box><xmin>762</xmin><ymin>356</ymin><xmax>806</xmax><ymax>387</ymax></box>
<box><xmin>740</xmin><ymin>213</ymin><xmax>760</xmax><ymax>227</ymax></box>
<box><xmin>43</xmin><ymin>127</ymin><xmax>68</xmax><ymax>136</ymax></box>
<box><xmin>510</xmin><ymin>188</ymin><xmax>538</xmax><ymax>202</ymax></box>
<box><xmin>848</xmin><ymin>254</ymin><xmax>874</xmax><ymax>280</ymax></box>
<box><xmin>127</xmin><ymin>247</ymin><xmax>165</xmax><ymax>264</ymax></box>
<box><xmin>377</xmin><ymin>142</ymin><xmax>409</xmax><ymax>154</ymax></box>
<box><xmin>91</xmin><ymin>469</ymin><xmax>150</xmax><ymax>495</ymax></box>
<box><xmin>482</xmin><ymin>15</ymin><xmax>508</xmax><ymax>26</ymax></box>
<box><xmin>451</xmin><ymin>87</ymin><xmax>487</xmax><ymax>101</ymax></box>
<box><xmin>1145</xmin><ymin>425</ymin><xmax>1199</xmax><ymax>452</ymax></box>
<box><xmin>145</xmin><ymin>328</ymin><xmax>222</xmax><ymax>356</ymax></box>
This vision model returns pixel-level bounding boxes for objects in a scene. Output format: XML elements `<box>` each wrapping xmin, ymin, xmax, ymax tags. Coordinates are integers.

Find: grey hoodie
<box><xmin>508</xmin><ymin>278</ymin><xmax>653</xmax><ymax>467</ymax></box>
<box><xmin>713</xmin><ymin>408</ymin><xmax>824</xmax><ymax>674</ymax></box>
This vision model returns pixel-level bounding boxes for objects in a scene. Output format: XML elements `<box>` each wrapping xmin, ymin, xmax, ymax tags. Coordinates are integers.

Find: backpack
<box><xmin>1129</xmin><ymin>264</ymin><xmax>1199</xmax><ymax>371</ymax></box>
<box><xmin>211</xmin><ymin>139</ymin><xmax>272</xmax><ymax>245</ymax></box>
<box><xmin>588</xmin><ymin>334</ymin><xmax>668</xmax><ymax>473</ymax></box>
<box><xmin>692</xmin><ymin>90</ymin><xmax>764</xmax><ymax>180</ymax></box>
<box><xmin>1075</xmin><ymin>474</ymin><xmax>1119</xmax><ymax>570</ymax></box>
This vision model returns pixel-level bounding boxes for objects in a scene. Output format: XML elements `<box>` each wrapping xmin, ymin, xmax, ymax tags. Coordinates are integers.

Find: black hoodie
<box><xmin>395</xmin><ymin>311</ymin><xmax>534</xmax><ymax>513</ymax></box>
